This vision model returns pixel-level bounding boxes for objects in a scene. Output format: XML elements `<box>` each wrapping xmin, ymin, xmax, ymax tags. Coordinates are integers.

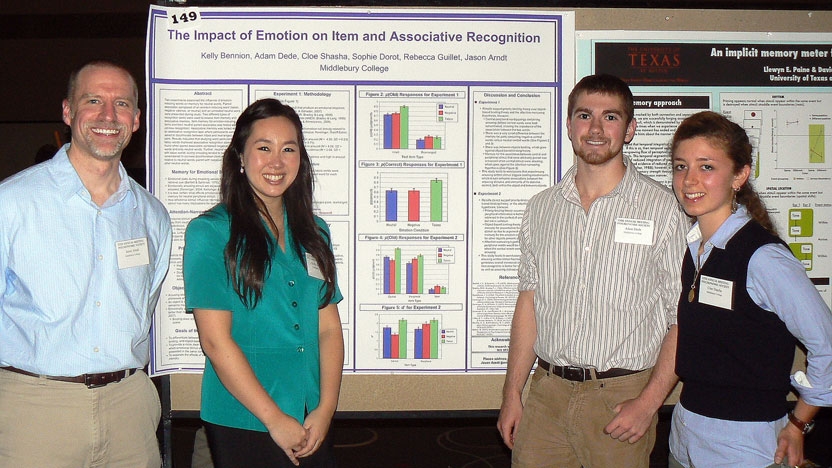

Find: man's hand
<box><xmin>604</xmin><ymin>397</ymin><xmax>655</xmax><ymax>444</ymax></box>
<box><xmin>497</xmin><ymin>396</ymin><xmax>524</xmax><ymax>449</ymax></box>
<box><xmin>604</xmin><ymin>325</ymin><xmax>679</xmax><ymax>444</ymax></box>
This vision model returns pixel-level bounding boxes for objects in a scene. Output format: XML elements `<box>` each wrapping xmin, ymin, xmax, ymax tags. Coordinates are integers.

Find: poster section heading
<box><xmin>153</xmin><ymin>8</ymin><xmax>562</xmax><ymax>82</ymax></box>
<box><xmin>171</xmin><ymin>29</ymin><xmax>543</xmax><ymax>46</ymax></box>
<box><xmin>595</xmin><ymin>42</ymin><xmax>832</xmax><ymax>86</ymax></box>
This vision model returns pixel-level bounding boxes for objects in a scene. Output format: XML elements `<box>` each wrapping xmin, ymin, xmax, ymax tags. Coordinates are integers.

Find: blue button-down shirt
<box><xmin>0</xmin><ymin>144</ymin><xmax>172</xmax><ymax>375</ymax></box>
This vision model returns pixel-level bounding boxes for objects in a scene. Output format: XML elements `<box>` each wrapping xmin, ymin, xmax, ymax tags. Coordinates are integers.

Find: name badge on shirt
<box><xmin>116</xmin><ymin>238</ymin><xmax>150</xmax><ymax>269</ymax></box>
<box><xmin>614</xmin><ymin>218</ymin><xmax>654</xmax><ymax>245</ymax></box>
<box><xmin>698</xmin><ymin>275</ymin><xmax>734</xmax><ymax>310</ymax></box>
<box><xmin>306</xmin><ymin>252</ymin><xmax>325</xmax><ymax>280</ymax></box>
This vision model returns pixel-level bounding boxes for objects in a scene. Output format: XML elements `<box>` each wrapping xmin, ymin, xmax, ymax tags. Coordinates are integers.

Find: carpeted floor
<box><xmin>171</xmin><ymin>413</ymin><xmax>669</xmax><ymax>468</ymax></box>
<box><xmin>331</xmin><ymin>418</ymin><xmax>513</xmax><ymax>468</ymax></box>
<box><xmin>171</xmin><ymin>408</ymin><xmax>832</xmax><ymax>468</ymax></box>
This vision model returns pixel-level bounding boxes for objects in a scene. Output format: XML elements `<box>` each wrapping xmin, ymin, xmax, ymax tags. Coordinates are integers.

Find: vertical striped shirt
<box><xmin>518</xmin><ymin>157</ymin><xmax>688</xmax><ymax>371</ymax></box>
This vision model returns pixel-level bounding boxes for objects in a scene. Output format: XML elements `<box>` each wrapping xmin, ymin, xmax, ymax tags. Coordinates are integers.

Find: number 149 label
<box><xmin>167</xmin><ymin>8</ymin><xmax>202</xmax><ymax>29</ymax></box>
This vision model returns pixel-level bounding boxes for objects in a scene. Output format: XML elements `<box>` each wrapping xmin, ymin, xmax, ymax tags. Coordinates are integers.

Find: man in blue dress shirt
<box><xmin>0</xmin><ymin>60</ymin><xmax>172</xmax><ymax>467</ymax></box>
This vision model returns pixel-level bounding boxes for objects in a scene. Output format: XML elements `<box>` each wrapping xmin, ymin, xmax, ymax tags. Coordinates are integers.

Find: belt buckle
<box><xmin>563</xmin><ymin>366</ymin><xmax>587</xmax><ymax>382</ymax></box>
<box><xmin>85</xmin><ymin>374</ymin><xmax>105</xmax><ymax>388</ymax></box>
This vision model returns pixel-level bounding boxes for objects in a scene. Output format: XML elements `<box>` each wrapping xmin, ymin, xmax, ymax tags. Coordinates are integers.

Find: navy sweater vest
<box><xmin>676</xmin><ymin>221</ymin><xmax>796</xmax><ymax>421</ymax></box>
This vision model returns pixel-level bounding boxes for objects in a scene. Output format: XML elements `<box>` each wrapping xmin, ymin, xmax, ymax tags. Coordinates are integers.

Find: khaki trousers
<box><xmin>512</xmin><ymin>366</ymin><xmax>656</xmax><ymax>468</ymax></box>
<box><xmin>0</xmin><ymin>367</ymin><xmax>161</xmax><ymax>468</ymax></box>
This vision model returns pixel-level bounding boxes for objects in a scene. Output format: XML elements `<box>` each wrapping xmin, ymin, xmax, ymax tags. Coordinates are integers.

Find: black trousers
<box><xmin>203</xmin><ymin>421</ymin><xmax>337</xmax><ymax>468</ymax></box>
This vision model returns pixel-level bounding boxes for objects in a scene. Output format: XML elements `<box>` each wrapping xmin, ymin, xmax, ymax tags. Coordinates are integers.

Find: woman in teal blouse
<box><xmin>184</xmin><ymin>99</ymin><xmax>343</xmax><ymax>468</ymax></box>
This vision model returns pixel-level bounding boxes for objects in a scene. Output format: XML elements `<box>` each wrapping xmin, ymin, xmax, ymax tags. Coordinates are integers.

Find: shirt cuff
<box><xmin>791</xmin><ymin>371</ymin><xmax>832</xmax><ymax>407</ymax></box>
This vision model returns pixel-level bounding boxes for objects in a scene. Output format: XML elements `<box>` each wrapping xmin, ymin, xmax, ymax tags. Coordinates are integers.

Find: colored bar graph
<box><xmin>421</xmin><ymin>322</ymin><xmax>431</xmax><ymax>359</ymax></box>
<box><xmin>381</xmin><ymin>318</ymin><xmax>441</xmax><ymax>360</ymax></box>
<box><xmin>383</xmin><ymin>248</ymin><xmax>405</xmax><ymax>295</ymax></box>
<box><xmin>430</xmin><ymin>319</ymin><xmax>439</xmax><ymax>358</ymax></box>
<box><xmin>385</xmin><ymin>190</ymin><xmax>397</xmax><ymax>221</ymax></box>
<box><xmin>383</xmin><ymin>113</ymin><xmax>393</xmax><ymax>149</ymax></box>
<box><xmin>381</xmin><ymin>247</ymin><xmax>448</xmax><ymax>295</ymax></box>
<box><xmin>391</xmin><ymin>333</ymin><xmax>400</xmax><ymax>359</ymax></box>
<box><xmin>405</xmin><ymin>255</ymin><xmax>425</xmax><ymax>294</ymax></box>
<box><xmin>383</xmin><ymin>326</ymin><xmax>392</xmax><ymax>358</ymax></box>
<box><xmin>392</xmin><ymin>112</ymin><xmax>401</xmax><ymax>149</ymax></box>
<box><xmin>414</xmin><ymin>327</ymin><xmax>423</xmax><ymax>359</ymax></box>
<box><xmin>408</xmin><ymin>190</ymin><xmax>420</xmax><ymax>221</ymax></box>
<box><xmin>383</xmin><ymin>106</ymin><xmax>412</xmax><ymax>149</ymax></box>
<box><xmin>381</xmin><ymin>104</ymin><xmax>447</xmax><ymax>150</ymax></box>
<box><xmin>416</xmin><ymin>136</ymin><xmax>442</xmax><ymax>149</ymax></box>
<box><xmin>395</xmin><ymin>248</ymin><xmax>401</xmax><ymax>294</ymax></box>
<box><xmin>398</xmin><ymin>319</ymin><xmax>407</xmax><ymax>359</ymax></box>
<box><xmin>430</xmin><ymin>179</ymin><xmax>442</xmax><ymax>222</ymax></box>
<box><xmin>378</xmin><ymin>173</ymin><xmax>448</xmax><ymax>223</ymax></box>
<box><xmin>400</xmin><ymin>106</ymin><xmax>409</xmax><ymax>149</ymax></box>
<box><xmin>384</xmin><ymin>254</ymin><xmax>394</xmax><ymax>293</ymax></box>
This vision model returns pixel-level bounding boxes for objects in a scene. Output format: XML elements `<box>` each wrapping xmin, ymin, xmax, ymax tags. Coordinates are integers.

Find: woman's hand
<box><xmin>774</xmin><ymin>421</ymin><xmax>804</xmax><ymax>466</ymax></box>
<box><xmin>294</xmin><ymin>303</ymin><xmax>342</xmax><ymax>459</ymax></box>
<box><xmin>266</xmin><ymin>415</ymin><xmax>309</xmax><ymax>466</ymax></box>
<box><xmin>295</xmin><ymin>407</ymin><xmax>333</xmax><ymax>458</ymax></box>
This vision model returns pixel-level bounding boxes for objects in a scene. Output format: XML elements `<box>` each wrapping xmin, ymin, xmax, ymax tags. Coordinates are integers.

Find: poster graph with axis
<box><xmin>379</xmin><ymin>315</ymin><xmax>445</xmax><ymax>360</ymax></box>
<box><xmin>377</xmin><ymin>172</ymin><xmax>449</xmax><ymax>223</ymax></box>
<box><xmin>378</xmin><ymin>245</ymin><xmax>454</xmax><ymax>296</ymax></box>
<box><xmin>374</xmin><ymin>101</ymin><xmax>456</xmax><ymax>150</ymax></box>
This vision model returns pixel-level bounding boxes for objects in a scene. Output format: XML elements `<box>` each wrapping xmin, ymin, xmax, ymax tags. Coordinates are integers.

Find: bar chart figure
<box><xmin>381</xmin><ymin>317</ymin><xmax>441</xmax><ymax>359</ymax></box>
<box><xmin>380</xmin><ymin>173</ymin><xmax>448</xmax><ymax>223</ymax></box>
<box><xmin>378</xmin><ymin>102</ymin><xmax>446</xmax><ymax>150</ymax></box>
<box><xmin>381</xmin><ymin>247</ymin><xmax>450</xmax><ymax>295</ymax></box>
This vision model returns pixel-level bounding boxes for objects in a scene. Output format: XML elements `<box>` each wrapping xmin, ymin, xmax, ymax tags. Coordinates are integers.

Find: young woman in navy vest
<box><xmin>667</xmin><ymin>111</ymin><xmax>832</xmax><ymax>468</ymax></box>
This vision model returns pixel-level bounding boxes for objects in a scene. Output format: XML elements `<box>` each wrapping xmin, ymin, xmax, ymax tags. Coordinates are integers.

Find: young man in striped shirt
<box><xmin>497</xmin><ymin>74</ymin><xmax>688</xmax><ymax>468</ymax></box>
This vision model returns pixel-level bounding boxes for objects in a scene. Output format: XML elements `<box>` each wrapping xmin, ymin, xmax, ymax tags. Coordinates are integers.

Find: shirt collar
<box><xmin>685</xmin><ymin>205</ymin><xmax>752</xmax><ymax>253</ymax></box>
<box><xmin>51</xmin><ymin>143</ymin><xmax>136</xmax><ymax>208</ymax></box>
<box><xmin>105</xmin><ymin>168</ymin><xmax>134</xmax><ymax>209</ymax></box>
<box><xmin>561</xmin><ymin>155</ymin><xmax>639</xmax><ymax>205</ymax></box>
<box><xmin>51</xmin><ymin>144</ymin><xmax>84</xmax><ymax>201</ymax></box>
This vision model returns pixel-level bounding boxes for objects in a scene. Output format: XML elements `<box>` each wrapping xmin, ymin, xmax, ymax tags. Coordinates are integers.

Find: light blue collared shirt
<box><xmin>0</xmin><ymin>144</ymin><xmax>172</xmax><ymax>375</ymax></box>
<box><xmin>671</xmin><ymin>205</ymin><xmax>832</xmax><ymax>467</ymax></box>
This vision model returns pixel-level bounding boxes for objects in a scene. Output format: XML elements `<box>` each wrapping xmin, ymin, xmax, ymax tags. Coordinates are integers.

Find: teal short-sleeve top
<box><xmin>183</xmin><ymin>204</ymin><xmax>342</xmax><ymax>431</ymax></box>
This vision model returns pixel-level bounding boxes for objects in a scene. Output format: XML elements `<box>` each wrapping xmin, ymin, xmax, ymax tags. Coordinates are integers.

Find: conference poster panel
<box><xmin>146</xmin><ymin>6</ymin><xmax>575</xmax><ymax>375</ymax></box>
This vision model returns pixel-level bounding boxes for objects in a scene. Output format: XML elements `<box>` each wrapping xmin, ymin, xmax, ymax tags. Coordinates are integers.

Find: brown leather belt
<box><xmin>1</xmin><ymin>366</ymin><xmax>138</xmax><ymax>388</ymax></box>
<box><xmin>537</xmin><ymin>358</ymin><xmax>642</xmax><ymax>382</ymax></box>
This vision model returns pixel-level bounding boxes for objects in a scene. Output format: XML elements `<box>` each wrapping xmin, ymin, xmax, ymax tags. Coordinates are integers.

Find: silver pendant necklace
<box><xmin>688</xmin><ymin>254</ymin><xmax>701</xmax><ymax>303</ymax></box>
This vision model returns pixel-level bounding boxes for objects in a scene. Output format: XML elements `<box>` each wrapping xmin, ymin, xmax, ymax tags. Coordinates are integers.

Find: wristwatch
<box><xmin>787</xmin><ymin>411</ymin><xmax>815</xmax><ymax>435</ymax></box>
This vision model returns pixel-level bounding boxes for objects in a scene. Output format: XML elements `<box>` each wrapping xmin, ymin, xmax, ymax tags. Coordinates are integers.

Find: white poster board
<box><xmin>146</xmin><ymin>6</ymin><xmax>575</xmax><ymax>376</ymax></box>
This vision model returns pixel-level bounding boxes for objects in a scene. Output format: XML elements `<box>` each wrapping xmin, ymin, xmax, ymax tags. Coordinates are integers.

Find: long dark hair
<box><xmin>220</xmin><ymin>98</ymin><xmax>337</xmax><ymax>308</ymax></box>
<box><xmin>671</xmin><ymin>111</ymin><xmax>777</xmax><ymax>235</ymax></box>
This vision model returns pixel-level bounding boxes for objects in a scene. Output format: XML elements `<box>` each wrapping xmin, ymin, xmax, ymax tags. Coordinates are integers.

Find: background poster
<box><xmin>147</xmin><ymin>6</ymin><xmax>575</xmax><ymax>375</ymax></box>
<box><xmin>577</xmin><ymin>31</ymin><xmax>832</xmax><ymax>312</ymax></box>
